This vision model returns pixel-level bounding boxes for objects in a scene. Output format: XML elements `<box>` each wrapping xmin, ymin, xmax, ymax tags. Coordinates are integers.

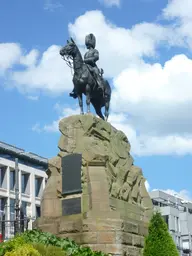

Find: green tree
<box><xmin>143</xmin><ymin>211</ymin><xmax>179</xmax><ymax>256</ymax></box>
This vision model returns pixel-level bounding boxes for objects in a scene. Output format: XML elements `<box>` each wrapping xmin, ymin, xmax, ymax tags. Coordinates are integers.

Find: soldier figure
<box><xmin>69</xmin><ymin>33</ymin><xmax>104</xmax><ymax>98</ymax></box>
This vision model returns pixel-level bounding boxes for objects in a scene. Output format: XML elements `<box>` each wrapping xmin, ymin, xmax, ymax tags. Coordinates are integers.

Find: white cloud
<box><xmin>68</xmin><ymin>11</ymin><xmax>177</xmax><ymax>78</ymax></box>
<box><xmin>0</xmin><ymin>43</ymin><xmax>22</xmax><ymax>74</ymax></box>
<box><xmin>32</xmin><ymin>123</ymin><xmax>42</xmax><ymax>133</ymax></box>
<box><xmin>108</xmin><ymin>112</ymin><xmax>192</xmax><ymax>156</ymax></box>
<box><xmin>145</xmin><ymin>181</ymin><xmax>150</xmax><ymax>192</ymax></box>
<box><xmin>0</xmin><ymin>43</ymin><xmax>73</xmax><ymax>94</ymax></box>
<box><xmin>20</xmin><ymin>49</ymin><xmax>39</xmax><ymax>67</ymax></box>
<box><xmin>32</xmin><ymin>102</ymin><xmax>192</xmax><ymax>156</ymax></box>
<box><xmin>99</xmin><ymin>0</ymin><xmax>121</xmax><ymax>7</ymax></box>
<box><xmin>163</xmin><ymin>0</ymin><xmax>192</xmax><ymax>21</ymax></box>
<box><xmin>32</xmin><ymin>105</ymin><xmax>79</xmax><ymax>133</ymax></box>
<box><xmin>44</xmin><ymin>0</ymin><xmax>63</xmax><ymax>11</ymax></box>
<box><xmin>113</xmin><ymin>54</ymin><xmax>192</xmax><ymax>105</ymax></box>
<box><xmin>27</xmin><ymin>95</ymin><xmax>39</xmax><ymax>101</ymax></box>
<box><xmin>163</xmin><ymin>0</ymin><xmax>192</xmax><ymax>49</ymax></box>
<box><xmin>110</xmin><ymin>54</ymin><xmax>192</xmax><ymax>154</ymax></box>
<box><xmin>11</xmin><ymin>45</ymin><xmax>72</xmax><ymax>94</ymax></box>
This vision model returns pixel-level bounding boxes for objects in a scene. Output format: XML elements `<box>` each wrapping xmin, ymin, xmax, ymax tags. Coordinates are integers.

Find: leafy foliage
<box><xmin>22</xmin><ymin>229</ymin><xmax>108</xmax><ymax>256</ymax></box>
<box><xmin>4</xmin><ymin>244</ymin><xmax>40</xmax><ymax>256</ymax></box>
<box><xmin>0</xmin><ymin>235</ymin><xmax>26</xmax><ymax>256</ymax></box>
<box><xmin>33</xmin><ymin>243</ymin><xmax>66</xmax><ymax>256</ymax></box>
<box><xmin>21</xmin><ymin>229</ymin><xmax>79</xmax><ymax>254</ymax></box>
<box><xmin>0</xmin><ymin>229</ymin><xmax>109</xmax><ymax>256</ymax></box>
<box><xmin>143</xmin><ymin>212</ymin><xmax>179</xmax><ymax>256</ymax></box>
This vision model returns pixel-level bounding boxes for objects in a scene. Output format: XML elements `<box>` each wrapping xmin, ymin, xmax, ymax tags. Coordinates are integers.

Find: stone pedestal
<box><xmin>34</xmin><ymin>115</ymin><xmax>153</xmax><ymax>256</ymax></box>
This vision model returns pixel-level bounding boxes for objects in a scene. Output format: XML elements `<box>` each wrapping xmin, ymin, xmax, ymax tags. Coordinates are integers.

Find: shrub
<box><xmin>33</xmin><ymin>243</ymin><xmax>66</xmax><ymax>256</ymax></box>
<box><xmin>143</xmin><ymin>211</ymin><xmax>179</xmax><ymax>256</ymax></box>
<box><xmin>0</xmin><ymin>235</ymin><xmax>26</xmax><ymax>256</ymax></box>
<box><xmin>4</xmin><ymin>244</ymin><xmax>40</xmax><ymax>256</ymax></box>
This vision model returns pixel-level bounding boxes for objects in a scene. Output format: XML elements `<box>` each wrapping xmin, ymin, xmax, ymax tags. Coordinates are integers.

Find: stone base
<box><xmin>34</xmin><ymin>159</ymin><xmax>150</xmax><ymax>255</ymax></box>
<box><xmin>34</xmin><ymin>215</ymin><xmax>147</xmax><ymax>256</ymax></box>
<box><xmin>34</xmin><ymin>115</ymin><xmax>153</xmax><ymax>256</ymax></box>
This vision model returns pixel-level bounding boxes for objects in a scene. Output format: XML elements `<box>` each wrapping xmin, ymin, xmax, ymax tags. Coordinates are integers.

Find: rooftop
<box><xmin>0</xmin><ymin>141</ymin><xmax>48</xmax><ymax>168</ymax></box>
<box><xmin>150</xmin><ymin>189</ymin><xmax>192</xmax><ymax>209</ymax></box>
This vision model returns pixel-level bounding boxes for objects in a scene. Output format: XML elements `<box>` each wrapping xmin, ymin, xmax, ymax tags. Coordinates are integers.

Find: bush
<box><xmin>143</xmin><ymin>212</ymin><xmax>179</xmax><ymax>256</ymax></box>
<box><xmin>33</xmin><ymin>243</ymin><xmax>66</xmax><ymax>256</ymax></box>
<box><xmin>4</xmin><ymin>244</ymin><xmax>40</xmax><ymax>256</ymax></box>
<box><xmin>0</xmin><ymin>236</ymin><xmax>26</xmax><ymax>256</ymax></box>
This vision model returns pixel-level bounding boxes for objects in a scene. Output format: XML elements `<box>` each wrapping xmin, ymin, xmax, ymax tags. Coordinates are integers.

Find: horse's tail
<box><xmin>104</xmin><ymin>79</ymin><xmax>111</xmax><ymax>100</ymax></box>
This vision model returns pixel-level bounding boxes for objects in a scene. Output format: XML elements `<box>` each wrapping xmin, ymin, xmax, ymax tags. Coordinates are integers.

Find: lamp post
<box><xmin>14</xmin><ymin>158</ymin><xmax>20</xmax><ymax>235</ymax></box>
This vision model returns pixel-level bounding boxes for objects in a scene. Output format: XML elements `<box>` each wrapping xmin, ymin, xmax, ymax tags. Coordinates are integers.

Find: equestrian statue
<box><xmin>59</xmin><ymin>33</ymin><xmax>111</xmax><ymax>121</ymax></box>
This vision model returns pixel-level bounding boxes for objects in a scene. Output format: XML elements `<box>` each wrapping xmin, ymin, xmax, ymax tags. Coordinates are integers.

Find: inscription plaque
<box><xmin>62</xmin><ymin>154</ymin><xmax>82</xmax><ymax>195</ymax></box>
<box><xmin>62</xmin><ymin>197</ymin><xmax>81</xmax><ymax>216</ymax></box>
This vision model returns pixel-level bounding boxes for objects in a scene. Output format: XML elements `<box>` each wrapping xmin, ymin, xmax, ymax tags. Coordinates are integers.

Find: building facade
<box><xmin>150</xmin><ymin>190</ymin><xmax>192</xmax><ymax>256</ymax></box>
<box><xmin>0</xmin><ymin>141</ymin><xmax>48</xmax><ymax>239</ymax></box>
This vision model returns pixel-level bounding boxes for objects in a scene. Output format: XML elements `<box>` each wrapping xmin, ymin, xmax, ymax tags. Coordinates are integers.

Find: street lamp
<box><xmin>14</xmin><ymin>154</ymin><xmax>31</xmax><ymax>235</ymax></box>
<box><xmin>14</xmin><ymin>158</ymin><xmax>20</xmax><ymax>234</ymax></box>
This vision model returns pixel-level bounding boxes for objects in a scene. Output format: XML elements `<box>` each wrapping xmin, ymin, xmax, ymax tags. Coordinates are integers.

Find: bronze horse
<box><xmin>59</xmin><ymin>38</ymin><xmax>111</xmax><ymax>121</ymax></box>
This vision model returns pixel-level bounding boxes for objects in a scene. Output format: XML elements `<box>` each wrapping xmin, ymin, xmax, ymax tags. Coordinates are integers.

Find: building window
<box><xmin>21</xmin><ymin>201</ymin><xmax>27</xmax><ymax>217</ymax></box>
<box><xmin>175</xmin><ymin>216</ymin><xmax>177</xmax><ymax>232</ymax></box>
<box><xmin>10</xmin><ymin>199</ymin><xmax>15</xmax><ymax>221</ymax></box>
<box><xmin>10</xmin><ymin>170</ymin><xmax>15</xmax><ymax>191</ymax></box>
<box><xmin>152</xmin><ymin>199</ymin><xmax>159</xmax><ymax>206</ymax></box>
<box><xmin>0</xmin><ymin>166</ymin><xmax>7</xmax><ymax>189</ymax></box>
<box><xmin>177</xmin><ymin>217</ymin><xmax>179</xmax><ymax>232</ymax></box>
<box><xmin>163</xmin><ymin>215</ymin><xmax>169</xmax><ymax>227</ymax></box>
<box><xmin>178</xmin><ymin>237</ymin><xmax>181</xmax><ymax>247</ymax></box>
<box><xmin>182</xmin><ymin>239</ymin><xmax>189</xmax><ymax>250</ymax></box>
<box><xmin>0</xmin><ymin>197</ymin><xmax>7</xmax><ymax>217</ymax></box>
<box><xmin>35</xmin><ymin>177</ymin><xmax>43</xmax><ymax>198</ymax></box>
<box><xmin>36</xmin><ymin>205</ymin><xmax>41</xmax><ymax>218</ymax></box>
<box><xmin>21</xmin><ymin>172</ymin><xmax>30</xmax><ymax>194</ymax></box>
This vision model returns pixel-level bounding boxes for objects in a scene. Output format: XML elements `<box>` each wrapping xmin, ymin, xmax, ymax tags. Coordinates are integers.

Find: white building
<box><xmin>0</xmin><ymin>141</ymin><xmax>48</xmax><ymax>239</ymax></box>
<box><xmin>150</xmin><ymin>190</ymin><xmax>192</xmax><ymax>256</ymax></box>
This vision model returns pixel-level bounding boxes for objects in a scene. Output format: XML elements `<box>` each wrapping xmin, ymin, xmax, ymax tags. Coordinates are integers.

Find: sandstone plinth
<box><xmin>34</xmin><ymin>115</ymin><xmax>153</xmax><ymax>256</ymax></box>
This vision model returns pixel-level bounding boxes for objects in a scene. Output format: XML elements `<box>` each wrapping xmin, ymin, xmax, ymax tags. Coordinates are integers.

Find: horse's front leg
<box><xmin>86</xmin><ymin>84</ymin><xmax>91</xmax><ymax>113</ymax></box>
<box><xmin>77</xmin><ymin>93</ymin><xmax>84</xmax><ymax>115</ymax></box>
<box><xmin>104</xmin><ymin>96</ymin><xmax>110</xmax><ymax>121</ymax></box>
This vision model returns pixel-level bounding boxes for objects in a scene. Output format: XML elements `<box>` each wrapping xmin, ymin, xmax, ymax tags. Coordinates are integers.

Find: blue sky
<box><xmin>1</xmin><ymin>0</ymin><xmax>192</xmax><ymax>200</ymax></box>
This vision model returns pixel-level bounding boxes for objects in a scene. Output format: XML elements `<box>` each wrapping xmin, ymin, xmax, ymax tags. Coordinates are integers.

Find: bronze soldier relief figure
<box><xmin>60</xmin><ymin>34</ymin><xmax>111</xmax><ymax>121</ymax></box>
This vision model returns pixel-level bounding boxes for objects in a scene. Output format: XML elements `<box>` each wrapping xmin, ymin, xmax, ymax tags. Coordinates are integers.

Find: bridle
<box><xmin>61</xmin><ymin>50</ymin><xmax>82</xmax><ymax>75</ymax></box>
<box><xmin>61</xmin><ymin>55</ymin><xmax>74</xmax><ymax>75</ymax></box>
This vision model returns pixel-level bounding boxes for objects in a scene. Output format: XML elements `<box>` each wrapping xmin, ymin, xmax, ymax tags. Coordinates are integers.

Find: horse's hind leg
<box><xmin>77</xmin><ymin>93</ymin><xmax>84</xmax><ymax>115</ymax></box>
<box><xmin>86</xmin><ymin>84</ymin><xmax>91</xmax><ymax>113</ymax></box>
<box><xmin>91</xmin><ymin>100</ymin><xmax>104</xmax><ymax>120</ymax></box>
<box><xmin>95</xmin><ymin>105</ymin><xmax>105</xmax><ymax>120</ymax></box>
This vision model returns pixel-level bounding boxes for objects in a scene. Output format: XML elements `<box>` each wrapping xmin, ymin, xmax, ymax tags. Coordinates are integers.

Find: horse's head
<box><xmin>60</xmin><ymin>38</ymin><xmax>76</xmax><ymax>57</ymax></box>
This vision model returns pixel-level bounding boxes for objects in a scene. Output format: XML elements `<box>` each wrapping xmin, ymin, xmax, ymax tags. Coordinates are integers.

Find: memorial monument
<box><xmin>34</xmin><ymin>34</ymin><xmax>153</xmax><ymax>256</ymax></box>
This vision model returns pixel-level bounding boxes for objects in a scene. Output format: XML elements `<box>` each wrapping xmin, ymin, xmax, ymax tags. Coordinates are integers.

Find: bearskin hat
<box><xmin>85</xmin><ymin>33</ymin><xmax>96</xmax><ymax>48</ymax></box>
